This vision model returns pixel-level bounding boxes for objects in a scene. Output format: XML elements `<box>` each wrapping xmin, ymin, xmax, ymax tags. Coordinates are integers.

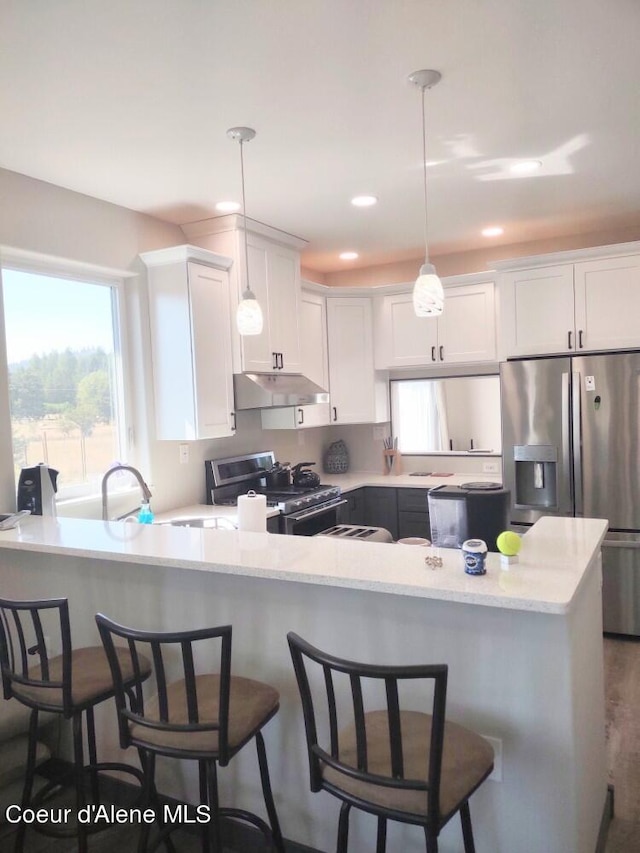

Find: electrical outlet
<box><xmin>481</xmin><ymin>735</ymin><xmax>503</xmax><ymax>782</ymax></box>
<box><xmin>373</xmin><ymin>426</ymin><xmax>386</xmax><ymax>441</ymax></box>
<box><xmin>483</xmin><ymin>462</ymin><xmax>499</xmax><ymax>474</ymax></box>
<box><xmin>179</xmin><ymin>444</ymin><xmax>189</xmax><ymax>465</ymax></box>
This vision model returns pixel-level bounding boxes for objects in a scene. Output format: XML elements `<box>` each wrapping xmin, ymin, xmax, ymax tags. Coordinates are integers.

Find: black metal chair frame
<box><xmin>288</xmin><ymin>631</ymin><xmax>491</xmax><ymax>853</ymax></box>
<box><xmin>96</xmin><ymin>612</ymin><xmax>285</xmax><ymax>853</ymax></box>
<box><xmin>0</xmin><ymin>596</ymin><xmax>145</xmax><ymax>853</ymax></box>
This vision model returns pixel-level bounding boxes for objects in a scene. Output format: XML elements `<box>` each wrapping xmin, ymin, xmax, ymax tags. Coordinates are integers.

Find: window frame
<box><xmin>0</xmin><ymin>248</ymin><xmax>137</xmax><ymax>507</ymax></box>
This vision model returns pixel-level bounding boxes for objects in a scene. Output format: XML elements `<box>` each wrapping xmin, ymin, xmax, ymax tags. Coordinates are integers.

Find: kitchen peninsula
<box><xmin>0</xmin><ymin>515</ymin><xmax>608</xmax><ymax>853</ymax></box>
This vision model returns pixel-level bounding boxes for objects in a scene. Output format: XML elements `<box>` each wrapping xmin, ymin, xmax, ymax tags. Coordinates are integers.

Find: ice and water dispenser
<box><xmin>513</xmin><ymin>445</ymin><xmax>558</xmax><ymax>510</ymax></box>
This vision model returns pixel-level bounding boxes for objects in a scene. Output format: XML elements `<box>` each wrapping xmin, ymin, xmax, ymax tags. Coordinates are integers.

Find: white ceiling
<box><xmin>2</xmin><ymin>0</ymin><xmax>640</xmax><ymax>273</ymax></box>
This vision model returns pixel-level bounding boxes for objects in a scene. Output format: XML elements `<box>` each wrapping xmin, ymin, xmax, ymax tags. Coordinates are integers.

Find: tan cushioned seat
<box><xmin>322</xmin><ymin>710</ymin><xmax>494</xmax><ymax>821</ymax></box>
<box><xmin>129</xmin><ymin>674</ymin><xmax>279</xmax><ymax>755</ymax></box>
<box><xmin>12</xmin><ymin>647</ymin><xmax>150</xmax><ymax>709</ymax></box>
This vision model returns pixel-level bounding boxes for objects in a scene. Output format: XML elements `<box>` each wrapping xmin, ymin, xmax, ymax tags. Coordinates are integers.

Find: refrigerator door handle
<box><xmin>572</xmin><ymin>371</ymin><xmax>584</xmax><ymax>516</ymax></box>
<box><xmin>561</xmin><ymin>372</ymin><xmax>573</xmax><ymax>513</ymax></box>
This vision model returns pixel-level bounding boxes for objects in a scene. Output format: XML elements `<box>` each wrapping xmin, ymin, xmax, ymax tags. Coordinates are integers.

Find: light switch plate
<box><xmin>179</xmin><ymin>444</ymin><xmax>189</xmax><ymax>465</ymax></box>
<box><xmin>373</xmin><ymin>426</ymin><xmax>386</xmax><ymax>441</ymax></box>
<box><xmin>483</xmin><ymin>462</ymin><xmax>499</xmax><ymax>473</ymax></box>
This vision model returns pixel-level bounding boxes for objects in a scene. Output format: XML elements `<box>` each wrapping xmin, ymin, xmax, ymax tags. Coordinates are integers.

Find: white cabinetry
<box><xmin>374</xmin><ymin>279</ymin><xmax>496</xmax><ymax>368</ymax></box>
<box><xmin>575</xmin><ymin>255</ymin><xmax>640</xmax><ymax>351</ymax></box>
<box><xmin>182</xmin><ymin>215</ymin><xmax>306</xmax><ymax>374</ymax></box>
<box><xmin>261</xmin><ymin>288</ymin><xmax>331</xmax><ymax>429</ymax></box>
<box><xmin>327</xmin><ymin>296</ymin><xmax>389</xmax><ymax>424</ymax></box>
<box><xmin>141</xmin><ymin>246</ymin><xmax>235</xmax><ymax>441</ymax></box>
<box><xmin>500</xmin><ymin>248</ymin><xmax>640</xmax><ymax>357</ymax></box>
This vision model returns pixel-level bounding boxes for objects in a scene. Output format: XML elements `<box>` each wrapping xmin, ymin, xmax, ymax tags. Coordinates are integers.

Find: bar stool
<box><xmin>287</xmin><ymin>632</ymin><xmax>495</xmax><ymax>853</ymax></box>
<box><xmin>0</xmin><ymin>596</ymin><xmax>150</xmax><ymax>852</ymax></box>
<box><xmin>95</xmin><ymin>613</ymin><xmax>285</xmax><ymax>853</ymax></box>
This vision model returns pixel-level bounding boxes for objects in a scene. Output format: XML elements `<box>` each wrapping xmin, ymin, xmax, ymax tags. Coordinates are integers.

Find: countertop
<box><xmin>0</xmin><ymin>514</ymin><xmax>607</xmax><ymax>615</ymax></box>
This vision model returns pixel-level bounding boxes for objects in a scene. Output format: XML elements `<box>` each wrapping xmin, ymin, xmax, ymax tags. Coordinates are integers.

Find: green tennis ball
<box><xmin>497</xmin><ymin>531</ymin><xmax>522</xmax><ymax>556</ymax></box>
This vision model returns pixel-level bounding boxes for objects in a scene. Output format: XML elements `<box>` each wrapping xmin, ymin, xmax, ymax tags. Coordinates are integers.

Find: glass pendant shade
<box><xmin>412</xmin><ymin>262</ymin><xmax>444</xmax><ymax>317</ymax></box>
<box><xmin>236</xmin><ymin>288</ymin><xmax>264</xmax><ymax>335</ymax></box>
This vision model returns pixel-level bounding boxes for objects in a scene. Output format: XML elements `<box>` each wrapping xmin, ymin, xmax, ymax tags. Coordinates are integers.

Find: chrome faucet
<box><xmin>101</xmin><ymin>464</ymin><xmax>152</xmax><ymax>521</ymax></box>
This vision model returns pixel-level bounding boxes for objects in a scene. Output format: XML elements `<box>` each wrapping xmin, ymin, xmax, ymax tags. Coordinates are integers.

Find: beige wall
<box><xmin>311</xmin><ymin>222</ymin><xmax>640</xmax><ymax>287</ymax></box>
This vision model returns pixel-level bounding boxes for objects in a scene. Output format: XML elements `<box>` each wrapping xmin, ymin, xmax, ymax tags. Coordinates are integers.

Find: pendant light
<box><xmin>408</xmin><ymin>69</ymin><xmax>444</xmax><ymax>317</ymax></box>
<box><xmin>227</xmin><ymin>126</ymin><xmax>264</xmax><ymax>336</ymax></box>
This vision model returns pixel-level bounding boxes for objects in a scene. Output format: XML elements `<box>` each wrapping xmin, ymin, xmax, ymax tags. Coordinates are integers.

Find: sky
<box><xmin>1</xmin><ymin>269</ymin><xmax>115</xmax><ymax>363</ymax></box>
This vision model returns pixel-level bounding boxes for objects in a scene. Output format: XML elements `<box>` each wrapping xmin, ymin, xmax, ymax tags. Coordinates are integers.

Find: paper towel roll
<box><xmin>237</xmin><ymin>490</ymin><xmax>267</xmax><ymax>533</ymax></box>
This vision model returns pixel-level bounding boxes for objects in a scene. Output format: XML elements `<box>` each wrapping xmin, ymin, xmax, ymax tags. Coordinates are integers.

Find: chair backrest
<box><xmin>287</xmin><ymin>632</ymin><xmax>448</xmax><ymax>826</ymax></box>
<box><xmin>0</xmin><ymin>596</ymin><xmax>73</xmax><ymax>713</ymax></box>
<box><xmin>95</xmin><ymin>613</ymin><xmax>233</xmax><ymax>764</ymax></box>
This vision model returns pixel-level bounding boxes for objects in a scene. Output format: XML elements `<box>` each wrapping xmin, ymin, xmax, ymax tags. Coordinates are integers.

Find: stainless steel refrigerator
<box><xmin>500</xmin><ymin>353</ymin><xmax>640</xmax><ymax>636</ymax></box>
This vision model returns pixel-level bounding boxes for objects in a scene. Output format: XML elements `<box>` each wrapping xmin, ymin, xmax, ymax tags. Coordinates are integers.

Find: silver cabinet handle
<box><xmin>578</xmin><ymin>330</ymin><xmax>584</xmax><ymax>349</ymax></box>
<box><xmin>568</xmin><ymin>330</ymin><xmax>573</xmax><ymax>350</ymax></box>
<box><xmin>230</xmin><ymin>412</ymin><xmax>236</xmax><ymax>431</ymax></box>
<box><xmin>272</xmin><ymin>352</ymin><xmax>278</xmax><ymax>370</ymax></box>
<box><xmin>439</xmin><ymin>345</ymin><xmax>444</xmax><ymax>361</ymax></box>
<box><xmin>431</xmin><ymin>346</ymin><xmax>436</xmax><ymax>362</ymax></box>
<box><xmin>332</xmin><ymin>406</ymin><xmax>337</xmax><ymax>422</ymax></box>
<box><xmin>297</xmin><ymin>408</ymin><xmax>304</xmax><ymax>425</ymax></box>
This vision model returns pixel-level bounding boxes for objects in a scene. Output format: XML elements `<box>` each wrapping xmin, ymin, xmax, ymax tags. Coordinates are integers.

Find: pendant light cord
<box><xmin>421</xmin><ymin>85</ymin><xmax>430</xmax><ymax>265</ymax></box>
<box><xmin>239</xmin><ymin>138</ymin><xmax>251</xmax><ymax>296</ymax></box>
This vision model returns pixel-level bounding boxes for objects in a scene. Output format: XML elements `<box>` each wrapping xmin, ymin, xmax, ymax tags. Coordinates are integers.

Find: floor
<box><xmin>1</xmin><ymin>635</ymin><xmax>639</xmax><ymax>852</ymax></box>
<box><xmin>604</xmin><ymin>635</ymin><xmax>640</xmax><ymax>852</ymax></box>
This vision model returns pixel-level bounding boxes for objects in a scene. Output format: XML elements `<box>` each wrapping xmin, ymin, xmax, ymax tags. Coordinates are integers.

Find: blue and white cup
<box><xmin>462</xmin><ymin>539</ymin><xmax>488</xmax><ymax>575</ymax></box>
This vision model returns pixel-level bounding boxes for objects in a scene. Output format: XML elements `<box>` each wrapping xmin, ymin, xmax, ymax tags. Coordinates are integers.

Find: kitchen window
<box><xmin>1</xmin><ymin>264</ymin><xmax>130</xmax><ymax>502</ymax></box>
<box><xmin>390</xmin><ymin>375</ymin><xmax>502</xmax><ymax>454</ymax></box>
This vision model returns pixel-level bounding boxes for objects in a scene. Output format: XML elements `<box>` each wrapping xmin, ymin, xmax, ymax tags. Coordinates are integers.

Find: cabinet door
<box><xmin>501</xmin><ymin>265</ymin><xmax>575</xmax><ymax>356</ymax></box>
<box><xmin>260</xmin><ymin>289</ymin><xmax>330</xmax><ymax>430</ymax></box>
<box><xmin>147</xmin><ymin>259</ymin><xmax>235</xmax><ymax>441</ymax></box>
<box><xmin>268</xmin><ymin>244</ymin><xmax>302</xmax><ymax>372</ymax></box>
<box><xmin>375</xmin><ymin>293</ymin><xmax>439</xmax><ymax>368</ymax></box>
<box><xmin>364</xmin><ymin>487</ymin><xmax>398</xmax><ymax>540</ymax></box>
<box><xmin>189</xmin><ymin>264</ymin><xmax>235</xmax><ymax>438</ymax></box>
<box><xmin>327</xmin><ymin>298</ymin><xmax>388</xmax><ymax>424</ymax></box>
<box><xmin>438</xmin><ymin>283</ymin><xmax>496</xmax><ymax>363</ymax></box>
<box><xmin>339</xmin><ymin>489</ymin><xmax>366</xmax><ymax>525</ymax></box>
<box><xmin>574</xmin><ymin>255</ymin><xmax>640</xmax><ymax>351</ymax></box>
<box><xmin>240</xmin><ymin>236</ymin><xmax>273</xmax><ymax>372</ymax></box>
<box><xmin>398</xmin><ymin>511</ymin><xmax>431</xmax><ymax>540</ymax></box>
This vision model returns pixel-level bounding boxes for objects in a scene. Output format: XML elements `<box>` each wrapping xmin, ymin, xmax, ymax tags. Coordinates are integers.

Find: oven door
<box><xmin>281</xmin><ymin>498</ymin><xmax>348</xmax><ymax>536</ymax></box>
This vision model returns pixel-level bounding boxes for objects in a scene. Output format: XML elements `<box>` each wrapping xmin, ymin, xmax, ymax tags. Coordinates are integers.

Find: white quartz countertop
<box><xmin>0</xmin><ymin>514</ymin><xmax>607</xmax><ymax>615</ymax></box>
<box><xmin>322</xmin><ymin>471</ymin><xmax>503</xmax><ymax>491</ymax></box>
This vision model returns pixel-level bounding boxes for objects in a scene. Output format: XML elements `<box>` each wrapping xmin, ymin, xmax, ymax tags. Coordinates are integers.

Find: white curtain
<box><xmin>392</xmin><ymin>380</ymin><xmax>449</xmax><ymax>453</ymax></box>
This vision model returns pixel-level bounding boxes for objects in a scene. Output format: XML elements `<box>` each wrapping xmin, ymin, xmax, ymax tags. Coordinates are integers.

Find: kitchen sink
<box><xmin>159</xmin><ymin>517</ymin><xmax>236</xmax><ymax>529</ymax></box>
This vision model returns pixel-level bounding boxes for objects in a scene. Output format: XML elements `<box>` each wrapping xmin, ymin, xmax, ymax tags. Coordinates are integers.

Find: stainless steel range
<box><xmin>205</xmin><ymin>451</ymin><xmax>345</xmax><ymax>535</ymax></box>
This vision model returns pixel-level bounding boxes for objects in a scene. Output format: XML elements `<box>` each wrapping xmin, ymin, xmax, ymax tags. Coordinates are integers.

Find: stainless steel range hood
<box><xmin>233</xmin><ymin>373</ymin><xmax>329</xmax><ymax>410</ymax></box>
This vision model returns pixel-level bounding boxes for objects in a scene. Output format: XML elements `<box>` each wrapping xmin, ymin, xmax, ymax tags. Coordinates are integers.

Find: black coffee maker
<box><xmin>17</xmin><ymin>463</ymin><xmax>59</xmax><ymax>516</ymax></box>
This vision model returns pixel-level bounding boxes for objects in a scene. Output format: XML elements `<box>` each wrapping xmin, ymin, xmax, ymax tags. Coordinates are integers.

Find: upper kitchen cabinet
<box><xmin>574</xmin><ymin>255</ymin><xmax>640</xmax><ymax>351</ymax></box>
<box><xmin>261</xmin><ymin>286</ymin><xmax>331</xmax><ymax>429</ymax></box>
<box><xmin>182</xmin><ymin>215</ymin><xmax>307</xmax><ymax>374</ymax></box>
<box><xmin>498</xmin><ymin>245</ymin><xmax>640</xmax><ymax>357</ymax></box>
<box><xmin>374</xmin><ymin>277</ymin><xmax>496</xmax><ymax>368</ymax></box>
<box><xmin>499</xmin><ymin>264</ymin><xmax>576</xmax><ymax>356</ymax></box>
<box><xmin>327</xmin><ymin>296</ymin><xmax>389</xmax><ymax>424</ymax></box>
<box><xmin>141</xmin><ymin>246</ymin><xmax>236</xmax><ymax>441</ymax></box>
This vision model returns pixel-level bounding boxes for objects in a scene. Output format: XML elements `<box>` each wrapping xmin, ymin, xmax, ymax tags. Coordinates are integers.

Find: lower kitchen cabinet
<box><xmin>364</xmin><ymin>487</ymin><xmax>399</xmax><ymax>540</ymax></box>
<box><xmin>267</xmin><ymin>515</ymin><xmax>280</xmax><ymax>534</ymax></box>
<box><xmin>397</xmin><ymin>488</ymin><xmax>431</xmax><ymax>540</ymax></box>
<box><xmin>339</xmin><ymin>489</ymin><xmax>366</xmax><ymax>526</ymax></box>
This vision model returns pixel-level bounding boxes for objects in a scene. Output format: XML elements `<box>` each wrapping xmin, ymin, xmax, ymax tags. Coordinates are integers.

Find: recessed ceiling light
<box><xmin>351</xmin><ymin>195</ymin><xmax>378</xmax><ymax>208</ymax></box>
<box><xmin>339</xmin><ymin>251</ymin><xmax>359</xmax><ymax>261</ymax></box>
<box><xmin>482</xmin><ymin>226</ymin><xmax>504</xmax><ymax>238</ymax></box>
<box><xmin>215</xmin><ymin>200</ymin><xmax>241</xmax><ymax>212</ymax></box>
<box><xmin>510</xmin><ymin>160</ymin><xmax>542</xmax><ymax>175</ymax></box>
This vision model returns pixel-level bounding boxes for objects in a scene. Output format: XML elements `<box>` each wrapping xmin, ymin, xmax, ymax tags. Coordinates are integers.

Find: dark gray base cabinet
<box><xmin>339</xmin><ymin>489</ymin><xmax>366</xmax><ymax>526</ymax></box>
<box><xmin>397</xmin><ymin>488</ymin><xmax>431</xmax><ymax>541</ymax></box>
<box><xmin>364</xmin><ymin>487</ymin><xmax>399</xmax><ymax>541</ymax></box>
<box><xmin>337</xmin><ymin>486</ymin><xmax>431</xmax><ymax>542</ymax></box>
